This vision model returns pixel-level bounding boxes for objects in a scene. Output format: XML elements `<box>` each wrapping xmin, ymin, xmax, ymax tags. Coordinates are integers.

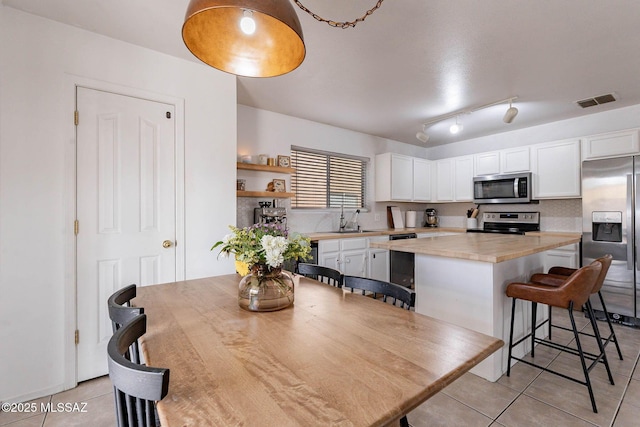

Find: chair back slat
<box><xmin>343</xmin><ymin>276</ymin><xmax>415</xmax><ymax>310</ymax></box>
<box><xmin>108</xmin><ymin>314</ymin><xmax>169</xmax><ymax>427</ymax></box>
<box><xmin>297</xmin><ymin>263</ymin><xmax>344</xmax><ymax>288</ymax></box>
<box><xmin>108</xmin><ymin>284</ymin><xmax>144</xmax><ymax>332</ymax></box>
<box><xmin>108</xmin><ymin>284</ymin><xmax>144</xmax><ymax>364</ymax></box>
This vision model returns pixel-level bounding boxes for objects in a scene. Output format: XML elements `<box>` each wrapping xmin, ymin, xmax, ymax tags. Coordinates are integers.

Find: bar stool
<box><xmin>506</xmin><ymin>262</ymin><xmax>612</xmax><ymax>413</ymax></box>
<box><xmin>530</xmin><ymin>254</ymin><xmax>623</xmax><ymax>360</ymax></box>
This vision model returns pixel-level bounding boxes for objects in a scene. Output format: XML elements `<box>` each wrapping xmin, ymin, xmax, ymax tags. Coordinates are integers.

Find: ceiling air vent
<box><xmin>576</xmin><ymin>93</ymin><xmax>617</xmax><ymax>108</ymax></box>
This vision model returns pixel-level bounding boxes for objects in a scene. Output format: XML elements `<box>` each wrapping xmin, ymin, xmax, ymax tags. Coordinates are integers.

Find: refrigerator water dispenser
<box><xmin>592</xmin><ymin>211</ymin><xmax>622</xmax><ymax>242</ymax></box>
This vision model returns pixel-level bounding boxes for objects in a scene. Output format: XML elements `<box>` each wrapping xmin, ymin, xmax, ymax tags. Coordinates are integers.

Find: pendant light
<box><xmin>182</xmin><ymin>0</ymin><xmax>306</xmax><ymax>78</ymax></box>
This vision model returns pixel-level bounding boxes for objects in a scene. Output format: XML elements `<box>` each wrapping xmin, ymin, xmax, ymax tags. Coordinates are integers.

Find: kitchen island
<box><xmin>370</xmin><ymin>232</ymin><xmax>581</xmax><ymax>382</ymax></box>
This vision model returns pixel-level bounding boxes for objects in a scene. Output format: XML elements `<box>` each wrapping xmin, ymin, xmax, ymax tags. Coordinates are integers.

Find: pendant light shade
<box><xmin>182</xmin><ymin>0</ymin><xmax>306</xmax><ymax>78</ymax></box>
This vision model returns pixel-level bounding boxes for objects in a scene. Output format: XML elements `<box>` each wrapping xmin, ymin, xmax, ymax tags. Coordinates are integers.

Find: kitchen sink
<box><xmin>322</xmin><ymin>229</ymin><xmax>377</xmax><ymax>234</ymax></box>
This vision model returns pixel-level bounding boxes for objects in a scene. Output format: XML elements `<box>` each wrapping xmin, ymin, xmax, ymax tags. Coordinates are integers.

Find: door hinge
<box><xmin>74</xmin><ymin>220</ymin><xmax>79</xmax><ymax>235</ymax></box>
<box><xmin>74</xmin><ymin>110</ymin><xmax>79</xmax><ymax>126</ymax></box>
<box><xmin>74</xmin><ymin>329</ymin><xmax>80</xmax><ymax>345</ymax></box>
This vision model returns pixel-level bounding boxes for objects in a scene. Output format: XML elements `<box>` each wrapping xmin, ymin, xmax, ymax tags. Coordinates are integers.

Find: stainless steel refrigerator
<box><xmin>582</xmin><ymin>156</ymin><xmax>640</xmax><ymax>327</ymax></box>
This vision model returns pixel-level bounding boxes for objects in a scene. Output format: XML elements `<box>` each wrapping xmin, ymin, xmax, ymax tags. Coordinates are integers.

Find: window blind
<box><xmin>291</xmin><ymin>147</ymin><xmax>367</xmax><ymax>209</ymax></box>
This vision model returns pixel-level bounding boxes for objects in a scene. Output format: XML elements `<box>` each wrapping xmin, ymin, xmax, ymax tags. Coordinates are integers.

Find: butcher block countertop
<box><xmin>307</xmin><ymin>227</ymin><xmax>464</xmax><ymax>241</ymax></box>
<box><xmin>369</xmin><ymin>232</ymin><xmax>581</xmax><ymax>263</ymax></box>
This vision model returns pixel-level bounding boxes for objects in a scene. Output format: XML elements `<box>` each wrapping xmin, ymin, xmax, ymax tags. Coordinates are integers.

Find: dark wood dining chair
<box><xmin>343</xmin><ymin>275</ymin><xmax>415</xmax><ymax>310</ymax></box>
<box><xmin>297</xmin><ymin>263</ymin><xmax>344</xmax><ymax>288</ymax></box>
<box><xmin>108</xmin><ymin>313</ymin><xmax>169</xmax><ymax>427</ymax></box>
<box><xmin>343</xmin><ymin>275</ymin><xmax>414</xmax><ymax>426</ymax></box>
<box><xmin>108</xmin><ymin>284</ymin><xmax>144</xmax><ymax>364</ymax></box>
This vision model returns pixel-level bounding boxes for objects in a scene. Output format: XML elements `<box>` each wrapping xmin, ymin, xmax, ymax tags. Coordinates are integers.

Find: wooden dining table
<box><xmin>135</xmin><ymin>274</ymin><xmax>503</xmax><ymax>427</ymax></box>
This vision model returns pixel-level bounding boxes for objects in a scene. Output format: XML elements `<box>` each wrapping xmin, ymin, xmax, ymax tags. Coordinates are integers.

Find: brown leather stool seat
<box><xmin>506</xmin><ymin>262</ymin><xmax>613</xmax><ymax>413</ymax></box>
<box><xmin>530</xmin><ymin>254</ymin><xmax>622</xmax><ymax>360</ymax></box>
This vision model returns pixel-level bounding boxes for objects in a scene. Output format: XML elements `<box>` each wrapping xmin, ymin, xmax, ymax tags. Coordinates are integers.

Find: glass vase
<box><xmin>238</xmin><ymin>264</ymin><xmax>294</xmax><ymax>312</ymax></box>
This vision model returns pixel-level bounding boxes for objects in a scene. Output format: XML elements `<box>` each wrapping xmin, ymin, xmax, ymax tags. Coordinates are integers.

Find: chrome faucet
<box><xmin>339</xmin><ymin>199</ymin><xmax>347</xmax><ymax>231</ymax></box>
<box><xmin>346</xmin><ymin>209</ymin><xmax>360</xmax><ymax>231</ymax></box>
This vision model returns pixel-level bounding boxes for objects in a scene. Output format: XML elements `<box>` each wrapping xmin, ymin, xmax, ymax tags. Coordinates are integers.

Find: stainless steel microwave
<box><xmin>473</xmin><ymin>172</ymin><xmax>532</xmax><ymax>204</ymax></box>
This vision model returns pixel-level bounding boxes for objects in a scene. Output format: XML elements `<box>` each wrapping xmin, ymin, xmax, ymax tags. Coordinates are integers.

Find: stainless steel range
<box><xmin>466</xmin><ymin>212</ymin><xmax>540</xmax><ymax>235</ymax></box>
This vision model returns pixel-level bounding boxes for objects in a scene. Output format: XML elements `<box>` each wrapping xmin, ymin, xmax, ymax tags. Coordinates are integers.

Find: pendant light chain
<box><xmin>292</xmin><ymin>0</ymin><xmax>385</xmax><ymax>28</ymax></box>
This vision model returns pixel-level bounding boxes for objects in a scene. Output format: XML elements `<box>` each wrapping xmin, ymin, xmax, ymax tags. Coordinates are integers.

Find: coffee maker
<box><xmin>254</xmin><ymin>201</ymin><xmax>287</xmax><ymax>228</ymax></box>
<box><xmin>424</xmin><ymin>208</ymin><xmax>438</xmax><ymax>227</ymax></box>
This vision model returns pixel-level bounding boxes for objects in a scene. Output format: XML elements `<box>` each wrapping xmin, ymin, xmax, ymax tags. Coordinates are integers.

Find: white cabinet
<box><xmin>433</xmin><ymin>156</ymin><xmax>473</xmax><ymax>202</ymax></box>
<box><xmin>433</xmin><ymin>158</ymin><xmax>454</xmax><ymax>202</ymax></box>
<box><xmin>318</xmin><ymin>239</ymin><xmax>341</xmax><ymax>270</ymax></box>
<box><xmin>318</xmin><ymin>238</ymin><xmax>368</xmax><ymax>277</ymax></box>
<box><xmin>474</xmin><ymin>148</ymin><xmax>530</xmax><ymax>176</ymax></box>
<box><xmin>454</xmin><ymin>156</ymin><xmax>474</xmax><ymax>201</ymax></box>
<box><xmin>501</xmin><ymin>147</ymin><xmax>530</xmax><ymax>173</ymax></box>
<box><xmin>531</xmin><ymin>139</ymin><xmax>581</xmax><ymax>198</ymax></box>
<box><xmin>368</xmin><ymin>249</ymin><xmax>389</xmax><ymax>281</ymax></box>
<box><xmin>543</xmin><ymin>243</ymin><xmax>579</xmax><ymax>272</ymax></box>
<box><xmin>581</xmin><ymin>129</ymin><xmax>640</xmax><ymax>160</ymax></box>
<box><xmin>474</xmin><ymin>152</ymin><xmax>501</xmax><ymax>176</ymax></box>
<box><xmin>413</xmin><ymin>157</ymin><xmax>432</xmax><ymax>202</ymax></box>
<box><xmin>367</xmin><ymin>236</ymin><xmax>390</xmax><ymax>281</ymax></box>
<box><xmin>375</xmin><ymin>153</ymin><xmax>431</xmax><ymax>202</ymax></box>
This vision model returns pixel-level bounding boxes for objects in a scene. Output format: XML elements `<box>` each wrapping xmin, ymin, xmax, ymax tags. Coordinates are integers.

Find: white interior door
<box><xmin>76</xmin><ymin>87</ymin><xmax>176</xmax><ymax>381</ymax></box>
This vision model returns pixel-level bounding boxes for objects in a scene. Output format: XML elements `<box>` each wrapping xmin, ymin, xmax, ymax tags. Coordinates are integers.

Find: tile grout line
<box><xmin>608</xmin><ymin>349</ymin><xmax>640</xmax><ymax>427</ymax></box>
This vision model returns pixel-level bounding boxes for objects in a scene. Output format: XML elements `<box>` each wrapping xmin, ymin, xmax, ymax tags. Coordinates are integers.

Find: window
<box><xmin>291</xmin><ymin>146</ymin><xmax>367</xmax><ymax>209</ymax></box>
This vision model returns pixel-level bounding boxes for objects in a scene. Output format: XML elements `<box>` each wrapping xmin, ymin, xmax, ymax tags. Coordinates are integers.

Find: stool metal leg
<box><xmin>569</xmin><ymin>302</ymin><xmax>598</xmax><ymax>413</ymax></box>
<box><xmin>507</xmin><ymin>298</ymin><xmax>517</xmax><ymax>377</ymax></box>
<box><xmin>548</xmin><ymin>305</ymin><xmax>553</xmax><ymax>340</ymax></box>
<box><xmin>598</xmin><ymin>291</ymin><xmax>624</xmax><ymax>360</ymax></box>
<box><xmin>585</xmin><ymin>300</ymin><xmax>615</xmax><ymax>385</ymax></box>
<box><xmin>531</xmin><ymin>302</ymin><xmax>537</xmax><ymax>358</ymax></box>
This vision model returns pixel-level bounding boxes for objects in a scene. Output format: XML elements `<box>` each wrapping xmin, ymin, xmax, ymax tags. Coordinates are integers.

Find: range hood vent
<box><xmin>576</xmin><ymin>93</ymin><xmax>617</xmax><ymax>108</ymax></box>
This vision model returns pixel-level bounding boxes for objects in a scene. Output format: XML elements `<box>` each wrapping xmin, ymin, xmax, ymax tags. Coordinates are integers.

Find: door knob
<box><xmin>162</xmin><ymin>240</ymin><xmax>173</xmax><ymax>248</ymax></box>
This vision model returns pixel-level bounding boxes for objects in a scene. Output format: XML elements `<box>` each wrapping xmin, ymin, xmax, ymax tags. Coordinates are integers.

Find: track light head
<box><xmin>503</xmin><ymin>100</ymin><xmax>518</xmax><ymax>123</ymax></box>
<box><xmin>449</xmin><ymin>116</ymin><xmax>463</xmax><ymax>134</ymax></box>
<box><xmin>416</xmin><ymin>131</ymin><xmax>429</xmax><ymax>143</ymax></box>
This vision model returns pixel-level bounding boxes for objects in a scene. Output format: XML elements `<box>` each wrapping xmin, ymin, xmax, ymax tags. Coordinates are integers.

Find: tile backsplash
<box><xmin>237</xmin><ymin>198</ymin><xmax>583</xmax><ymax>233</ymax></box>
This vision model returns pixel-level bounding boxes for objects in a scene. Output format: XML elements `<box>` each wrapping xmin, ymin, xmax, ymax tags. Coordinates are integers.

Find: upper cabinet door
<box><xmin>474</xmin><ymin>152</ymin><xmax>500</xmax><ymax>176</ymax></box>
<box><xmin>434</xmin><ymin>158</ymin><xmax>454</xmax><ymax>201</ymax></box>
<box><xmin>454</xmin><ymin>156</ymin><xmax>474</xmax><ymax>201</ymax></box>
<box><xmin>413</xmin><ymin>158</ymin><xmax>431</xmax><ymax>202</ymax></box>
<box><xmin>375</xmin><ymin>153</ymin><xmax>413</xmax><ymax>201</ymax></box>
<box><xmin>390</xmin><ymin>154</ymin><xmax>414</xmax><ymax>201</ymax></box>
<box><xmin>531</xmin><ymin>139</ymin><xmax>581</xmax><ymax>198</ymax></box>
<box><xmin>581</xmin><ymin>129</ymin><xmax>640</xmax><ymax>160</ymax></box>
<box><xmin>501</xmin><ymin>147</ymin><xmax>530</xmax><ymax>173</ymax></box>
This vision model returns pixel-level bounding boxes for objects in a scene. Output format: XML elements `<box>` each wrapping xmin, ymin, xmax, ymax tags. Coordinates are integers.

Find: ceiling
<box><xmin>6</xmin><ymin>0</ymin><xmax>640</xmax><ymax>146</ymax></box>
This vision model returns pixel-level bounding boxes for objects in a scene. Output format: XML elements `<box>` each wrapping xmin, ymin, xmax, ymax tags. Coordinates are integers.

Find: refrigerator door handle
<box><xmin>630</xmin><ymin>173</ymin><xmax>636</xmax><ymax>271</ymax></box>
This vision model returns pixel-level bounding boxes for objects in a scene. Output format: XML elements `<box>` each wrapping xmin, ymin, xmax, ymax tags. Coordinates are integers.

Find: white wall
<box><xmin>237</xmin><ymin>105</ymin><xmax>428</xmax><ymax>232</ymax></box>
<box><xmin>0</xmin><ymin>7</ymin><xmax>237</xmax><ymax>402</ymax></box>
<box><xmin>427</xmin><ymin>103</ymin><xmax>640</xmax><ymax>159</ymax></box>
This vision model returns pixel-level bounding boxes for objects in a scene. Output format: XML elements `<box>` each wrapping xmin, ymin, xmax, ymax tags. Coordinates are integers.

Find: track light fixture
<box><xmin>416</xmin><ymin>96</ymin><xmax>518</xmax><ymax>143</ymax></box>
<box><xmin>503</xmin><ymin>99</ymin><xmax>519</xmax><ymax>123</ymax></box>
<box><xmin>449</xmin><ymin>116</ymin><xmax>463</xmax><ymax>134</ymax></box>
<box><xmin>416</xmin><ymin>125</ymin><xmax>429</xmax><ymax>143</ymax></box>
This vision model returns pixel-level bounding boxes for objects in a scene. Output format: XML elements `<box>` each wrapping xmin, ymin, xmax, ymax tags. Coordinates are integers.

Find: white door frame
<box><xmin>63</xmin><ymin>74</ymin><xmax>185</xmax><ymax>390</ymax></box>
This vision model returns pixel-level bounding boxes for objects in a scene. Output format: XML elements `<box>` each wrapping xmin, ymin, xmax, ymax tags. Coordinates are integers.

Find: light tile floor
<box><xmin>1</xmin><ymin>308</ymin><xmax>639</xmax><ymax>427</ymax></box>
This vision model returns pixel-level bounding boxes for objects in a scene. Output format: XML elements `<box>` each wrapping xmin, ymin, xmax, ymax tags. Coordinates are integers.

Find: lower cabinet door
<box><xmin>368</xmin><ymin>249</ymin><xmax>389</xmax><ymax>281</ymax></box>
<box><xmin>341</xmin><ymin>250</ymin><xmax>368</xmax><ymax>277</ymax></box>
<box><xmin>320</xmin><ymin>252</ymin><xmax>340</xmax><ymax>270</ymax></box>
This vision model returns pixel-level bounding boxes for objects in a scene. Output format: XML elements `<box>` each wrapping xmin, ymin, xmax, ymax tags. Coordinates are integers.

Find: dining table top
<box><xmin>134</xmin><ymin>274</ymin><xmax>503</xmax><ymax>427</ymax></box>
